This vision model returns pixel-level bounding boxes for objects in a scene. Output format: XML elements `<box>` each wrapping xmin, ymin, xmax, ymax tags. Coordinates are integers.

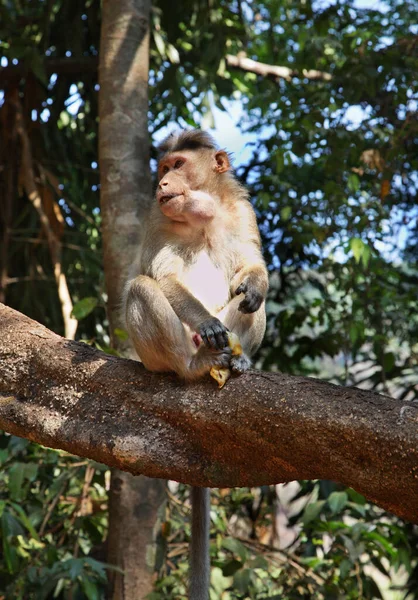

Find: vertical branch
<box><xmin>14</xmin><ymin>98</ymin><xmax>78</xmax><ymax>340</ymax></box>
<box><xmin>99</xmin><ymin>2</ymin><xmax>166</xmax><ymax>599</ymax></box>
<box><xmin>99</xmin><ymin>0</ymin><xmax>152</xmax><ymax>352</ymax></box>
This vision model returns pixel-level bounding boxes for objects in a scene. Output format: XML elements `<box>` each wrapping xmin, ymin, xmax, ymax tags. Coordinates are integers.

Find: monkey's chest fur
<box><xmin>181</xmin><ymin>250</ymin><xmax>231</xmax><ymax>313</ymax></box>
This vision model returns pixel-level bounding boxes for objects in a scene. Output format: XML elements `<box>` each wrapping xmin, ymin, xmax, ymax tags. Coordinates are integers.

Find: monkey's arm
<box><xmin>231</xmin><ymin>204</ymin><xmax>269</xmax><ymax>314</ymax></box>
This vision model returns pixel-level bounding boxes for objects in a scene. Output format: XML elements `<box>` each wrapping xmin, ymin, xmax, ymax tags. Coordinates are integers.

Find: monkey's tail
<box><xmin>189</xmin><ymin>486</ymin><xmax>210</xmax><ymax>600</ymax></box>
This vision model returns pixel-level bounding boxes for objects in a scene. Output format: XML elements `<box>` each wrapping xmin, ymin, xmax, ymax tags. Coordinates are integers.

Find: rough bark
<box><xmin>98</xmin><ymin>1</ymin><xmax>162</xmax><ymax>597</ymax></box>
<box><xmin>99</xmin><ymin>0</ymin><xmax>151</xmax><ymax>349</ymax></box>
<box><xmin>107</xmin><ymin>470</ymin><xmax>166</xmax><ymax>600</ymax></box>
<box><xmin>1</xmin><ymin>302</ymin><xmax>418</xmax><ymax>525</ymax></box>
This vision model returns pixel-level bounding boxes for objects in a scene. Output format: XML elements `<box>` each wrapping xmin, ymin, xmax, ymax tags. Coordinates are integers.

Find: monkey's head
<box><xmin>156</xmin><ymin>130</ymin><xmax>232</xmax><ymax>222</ymax></box>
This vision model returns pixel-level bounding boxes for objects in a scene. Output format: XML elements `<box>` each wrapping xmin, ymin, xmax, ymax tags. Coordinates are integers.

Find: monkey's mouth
<box><xmin>159</xmin><ymin>193</ymin><xmax>182</xmax><ymax>205</ymax></box>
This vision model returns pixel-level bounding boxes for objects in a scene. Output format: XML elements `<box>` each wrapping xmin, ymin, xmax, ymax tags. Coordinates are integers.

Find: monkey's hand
<box><xmin>199</xmin><ymin>317</ymin><xmax>229</xmax><ymax>350</ymax></box>
<box><xmin>235</xmin><ymin>280</ymin><xmax>264</xmax><ymax>314</ymax></box>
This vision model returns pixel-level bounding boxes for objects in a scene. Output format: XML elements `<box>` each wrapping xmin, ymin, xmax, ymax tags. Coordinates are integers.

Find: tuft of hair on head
<box><xmin>158</xmin><ymin>129</ymin><xmax>218</xmax><ymax>155</ymax></box>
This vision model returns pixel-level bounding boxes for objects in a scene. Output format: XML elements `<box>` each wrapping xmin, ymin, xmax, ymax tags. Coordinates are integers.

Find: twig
<box><xmin>39</xmin><ymin>478</ymin><xmax>70</xmax><ymax>537</ymax></box>
<box><xmin>72</xmin><ymin>464</ymin><xmax>96</xmax><ymax>557</ymax></box>
<box><xmin>234</xmin><ymin>534</ymin><xmax>327</xmax><ymax>585</ymax></box>
<box><xmin>226</xmin><ymin>53</ymin><xmax>332</xmax><ymax>82</ymax></box>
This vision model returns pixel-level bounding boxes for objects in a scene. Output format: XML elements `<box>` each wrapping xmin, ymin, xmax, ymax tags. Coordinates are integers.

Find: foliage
<box><xmin>0</xmin><ymin>0</ymin><xmax>417</xmax><ymax>598</ymax></box>
<box><xmin>0</xmin><ymin>435</ymin><xmax>110</xmax><ymax>599</ymax></box>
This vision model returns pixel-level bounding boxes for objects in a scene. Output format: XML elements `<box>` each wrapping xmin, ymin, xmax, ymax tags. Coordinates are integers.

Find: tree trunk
<box><xmin>1</xmin><ymin>303</ymin><xmax>418</xmax><ymax>525</ymax></box>
<box><xmin>98</xmin><ymin>1</ymin><xmax>165</xmax><ymax>598</ymax></box>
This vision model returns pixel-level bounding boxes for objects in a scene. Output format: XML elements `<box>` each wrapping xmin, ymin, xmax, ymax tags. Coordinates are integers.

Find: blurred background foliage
<box><xmin>0</xmin><ymin>0</ymin><xmax>417</xmax><ymax>597</ymax></box>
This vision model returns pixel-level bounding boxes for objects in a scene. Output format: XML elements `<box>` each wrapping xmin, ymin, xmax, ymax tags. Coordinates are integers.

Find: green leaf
<box><xmin>11</xmin><ymin>503</ymin><xmax>40</xmax><ymax>540</ymax></box>
<box><xmin>232</xmin><ymin>77</ymin><xmax>250</xmax><ymax>94</ymax></box>
<box><xmin>68</xmin><ymin>558</ymin><xmax>83</xmax><ymax>580</ymax></box>
<box><xmin>328</xmin><ymin>491</ymin><xmax>348</xmax><ymax>514</ymax></box>
<box><xmin>9</xmin><ymin>463</ymin><xmax>25</xmax><ymax>502</ymax></box>
<box><xmin>0</xmin><ymin>448</ymin><xmax>8</xmax><ymax>464</ymax></box>
<box><xmin>71</xmin><ymin>297</ymin><xmax>98</xmax><ymax>320</ymax></box>
<box><xmin>348</xmin><ymin>173</ymin><xmax>360</xmax><ymax>192</ymax></box>
<box><xmin>23</xmin><ymin>463</ymin><xmax>39</xmax><ymax>482</ymax></box>
<box><xmin>222</xmin><ymin>538</ymin><xmax>248</xmax><ymax>562</ymax></box>
<box><xmin>1</xmin><ymin>510</ymin><xmax>24</xmax><ymax>537</ymax></box>
<box><xmin>80</xmin><ymin>576</ymin><xmax>100</xmax><ymax>600</ymax></box>
<box><xmin>281</xmin><ymin>206</ymin><xmax>292</xmax><ymax>221</ymax></box>
<box><xmin>361</xmin><ymin>243</ymin><xmax>371</xmax><ymax>267</ymax></box>
<box><xmin>211</xmin><ymin>566</ymin><xmax>233</xmax><ymax>594</ymax></box>
<box><xmin>349</xmin><ymin>237</ymin><xmax>365</xmax><ymax>264</ymax></box>
<box><xmin>249</xmin><ymin>555</ymin><xmax>268</xmax><ymax>570</ymax></box>
<box><xmin>382</xmin><ymin>352</ymin><xmax>395</xmax><ymax>372</ymax></box>
<box><xmin>221</xmin><ymin>558</ymin><xmax>242</xmax><ymax>576</ymax></box>
<box><xmin>53</xmin><ymin>578</ymin><xmax>66</xmax><ymax>598</ymax></box>
<box><xmin>339</xmin><ymin>558</ymin><xmax>352</xmax><ymax>578</ymax></box>
<box><xmin>349</xmin><ymin>323</ymin><xmax>359</xmax><ymax>345</ymax></box>
<box><xmin>166</xmin><ymin>44</ymin><xmax>180</xmax><ymax>64</ymax></box>
<box><xmin>347</xmin><ymin>488</ymin><xmax>366</xmax><ymax>505</ymax></box>
<box><xmin>276</xmin><ymin>151</ymin><xmax>285</xmax><ymax>173</ymax></box>
<box><xmin>233</xmin><ymin>568</ymin><xmax>251</xmax><ymax>594</ymax></box>
<box><xmin>153</xmin><ymin>31</ymin><xmax>166</xmax><ymax>57</ymax></box>
<box><xmin>114</xmin><ymin>328</ymin><xmax>128</xmax><ymax>341</ymax></box>
<box><xmin>366</xmin><ymin>531</ymin><xmax>396</xmax><ymax>556</ymax></box>
<box><xmin>397</xmin><ymin>547</ymin><xmax>412</xmax><ymax>573</ymax></box>
<box><xmin>303</xmin><ymin>500</ymin><xmax>326</xmax><ymax>524</ymax></box>
<box><xmin>84</xmin><ymin>557</ymin><xmax>107</xmax><ymax>579</ymax></box>
<box><xmin>3</xmin><ymin>534</ymin><xmax>19</xmax><ymax>574</ymax></box>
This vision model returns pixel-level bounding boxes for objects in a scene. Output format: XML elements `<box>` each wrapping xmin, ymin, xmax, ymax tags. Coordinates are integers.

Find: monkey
<box><xmin>123</xmin><ymin>129</ymin><xmax>268</xmax><ymax>599</ymax></box>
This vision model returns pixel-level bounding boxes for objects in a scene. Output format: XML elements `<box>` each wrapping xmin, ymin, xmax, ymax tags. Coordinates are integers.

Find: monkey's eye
<box><xmin>174</xmin><ymin>159</ymin><xmax>184</xmax><ymax>169</ymax></box>
<box><xmin>161</xmin><ymin>165</ymin><xmax>169</xmax><ymax>175</ymax></box>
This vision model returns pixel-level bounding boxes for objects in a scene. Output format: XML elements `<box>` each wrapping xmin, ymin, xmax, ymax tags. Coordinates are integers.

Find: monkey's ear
<box><xmin>214</xmin><ymin>151</ymin><xmax>231</xmax><ymax>173</ymax></box>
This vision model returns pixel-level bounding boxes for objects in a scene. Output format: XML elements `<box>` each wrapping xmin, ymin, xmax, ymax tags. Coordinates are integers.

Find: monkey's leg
<box><xmin>125</xmin><ymin>275</ymin><xmax>230</xmax><ymax>379</ymax></box>
<box><xmin>217</xmin><ymin>296</ymin><xmax>266</xmax><ymax>373</ymax></box>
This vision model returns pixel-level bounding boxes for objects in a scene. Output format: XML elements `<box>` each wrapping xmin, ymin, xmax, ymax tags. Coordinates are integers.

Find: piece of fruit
<box><xmin>210</xmin><ymin>332</ymin><xmax>242</xmax><ymax>389</ymax></box>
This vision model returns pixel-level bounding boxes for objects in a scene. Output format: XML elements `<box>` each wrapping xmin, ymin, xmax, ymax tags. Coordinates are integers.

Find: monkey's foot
<box><xmin>230</xmin><ymin>354</ymin><xmax>252</xmax><ymax>374</ymax></box>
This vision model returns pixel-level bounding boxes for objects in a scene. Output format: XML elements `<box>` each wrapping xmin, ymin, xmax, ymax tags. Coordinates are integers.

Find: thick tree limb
<box><xmin>226</xmin><ymin>54</ymin><xmax>332</xmax><ymax>82</ymax></box>
<box><xmin>1</xmin><ymin>303</ymin><xmax>418</xmax><ymax>523</ymax></box>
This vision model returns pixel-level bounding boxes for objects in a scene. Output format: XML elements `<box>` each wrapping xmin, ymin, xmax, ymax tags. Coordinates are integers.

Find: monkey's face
<box><xmin>157</xmin><ymin>153</ymin><xmax>198</xmax><ymax>220</ymax></box>
<box><xmin>156</xmin><ymin>171</ymin><xmax>187</xmax><ymax>221</ymax></box>
<box><xmin>156</xmin><ymin>149</ymin><xmax>231</xmax><ymax>223</ymax></box>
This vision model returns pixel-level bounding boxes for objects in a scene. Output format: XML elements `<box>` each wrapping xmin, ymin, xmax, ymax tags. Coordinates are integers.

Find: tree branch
<box><xmin>226</xmin><ymin>54</ymin><xmax>332</xmax><ymax>82</ymax></box>
<box><xmin>1</xmin><ymin>303</ymin><xmax>417</xmax><ymax>523</ymax></box>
